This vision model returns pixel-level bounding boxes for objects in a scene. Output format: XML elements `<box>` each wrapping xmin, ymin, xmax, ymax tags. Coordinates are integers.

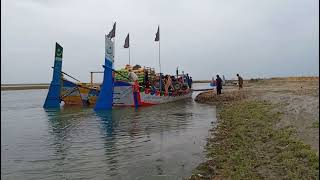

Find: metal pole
<box><xmin>129</xmin><ymin>46</ymin><xmax>131</xmax><ymax>65</ymax></box>
<box><xmin>158</xmin><ymin>25</ymin><xmax>162</xmax><ymax>95</ymax></box>
<box><xmin>51</xmin><ymin>67</ymin><xmax>81</xmax><ymax>82</ymax></box>
<box><xmin>159</xmin><ymin>34</ymin><xmax>161</xmax><ymax>74</ymax></box>
<box><xmin>90</xmin><ymin>72</ymin><xmax>93</xmax><ymax>87</ymax></box>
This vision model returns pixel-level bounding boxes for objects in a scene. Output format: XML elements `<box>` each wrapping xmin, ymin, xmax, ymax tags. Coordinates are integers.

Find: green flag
<box><xmin>55</xmin><ymin>43</ymin><xmax>63</xmax><ymax>58</ymax></box>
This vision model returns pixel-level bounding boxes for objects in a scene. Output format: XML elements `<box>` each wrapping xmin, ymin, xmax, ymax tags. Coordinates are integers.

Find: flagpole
<box><xmin>159</xmin><ymin>36</ymin><xmax>161</xmax><ymax>73</ymax></box>
<box><xmin>112</xmin><ymin>22</ymin><xmax>116</xmax><ymax>67</ymax></box>
<box><xmin>158</xmin><ymin>25</ymin><xmax>162</xmax><ymax>95</ymax></box>
<box><xmin>129</xmin><ymin>46</ymin><xmax>131</xmax><ymax>65</ymax></box>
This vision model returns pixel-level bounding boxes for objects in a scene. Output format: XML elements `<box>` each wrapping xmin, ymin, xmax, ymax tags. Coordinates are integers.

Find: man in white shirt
<box><xmin>128</xmin><ymin>69</ymin><xmax>138</xmax><ymax>82</ymax></box>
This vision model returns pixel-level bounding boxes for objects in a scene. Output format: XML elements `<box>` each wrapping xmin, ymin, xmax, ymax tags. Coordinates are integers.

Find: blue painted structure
<box><xmin>94</xmin><ymin>36</ymin><xmax>114</xmax><ymax>110</ymax></box>
<box><xmin>133</xmin><ymin>92</ymin><xmax>139</xmax><ymax>108</ymax></box>
<box><xmin>43</xmin><ymin>43</ymin><xmax>63</xmax><ymax>108</ymax></box>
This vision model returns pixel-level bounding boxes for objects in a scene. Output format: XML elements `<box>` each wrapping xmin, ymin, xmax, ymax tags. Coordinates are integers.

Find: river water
<box><xmin>1</xmin><ymin>83</ymin><xmax>216</xmax><ymax>180</ymax></box>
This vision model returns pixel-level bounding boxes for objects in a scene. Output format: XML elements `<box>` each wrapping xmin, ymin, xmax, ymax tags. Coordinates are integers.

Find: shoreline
<box><xmin>189</xmin><ymin>77</ymin><xmax>319</xmax><ymax>179</ymax></box>
<box><xmin>1</xmin><ymin>85</ymin><xmax>49</xmax><ymax>91</ymax></box>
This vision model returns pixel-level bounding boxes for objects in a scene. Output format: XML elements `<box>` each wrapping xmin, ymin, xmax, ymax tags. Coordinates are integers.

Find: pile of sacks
<box><xmin>115</xmin><ymin>64</ymin><xmax>148</xmax><ymax>83</ymax></box>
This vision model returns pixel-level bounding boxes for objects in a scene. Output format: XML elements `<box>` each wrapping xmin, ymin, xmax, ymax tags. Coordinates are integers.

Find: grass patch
<box><xmin>312</xmin><ymin>121</ymin><xmax>319</xmax><ymax>128</ymax></box>
<box><xmin>189</xmin><ymin>101</ymin><xmax>319</xmax><ymax>179</ymax></box>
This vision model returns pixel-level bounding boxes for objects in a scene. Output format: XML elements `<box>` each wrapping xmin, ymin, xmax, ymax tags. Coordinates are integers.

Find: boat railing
<box><xmin>113</xmin><ymin>86</ymin><xmax>133</xmax><ymax>102</ymax></box>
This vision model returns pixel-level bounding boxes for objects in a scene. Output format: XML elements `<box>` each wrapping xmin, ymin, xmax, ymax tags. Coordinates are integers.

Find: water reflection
<box><xmin>94</xmin><ymin>110</ymin><xmax>114</xmax><ymax>137</ymax></box>
<box><xmin>2</xmin><ymin>87</ymin><xmax>215</xmax><ymax>179</ymax></box>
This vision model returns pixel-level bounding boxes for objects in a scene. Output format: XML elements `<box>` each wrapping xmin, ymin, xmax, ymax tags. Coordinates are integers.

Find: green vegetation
<box><xmin>248</xmin><ymin>78</ymin><xmax>265</xmax><ymax>85</ymax></box>
<box><xmin>312</xmin><ymin>121</ymin><xmax>319</xmax><ymax>128</ymax></box>
<box><xmin>190</xmin><ymin>101</ymin><xmax>319</xmax><ymax>179</ymax></box>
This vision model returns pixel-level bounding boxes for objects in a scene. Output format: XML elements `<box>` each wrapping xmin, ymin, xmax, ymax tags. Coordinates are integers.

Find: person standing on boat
<box><xmin>216</xmin><ymin>75</ymin><xmax>223</xmax><ymax>95</ymax></box>
<box><xmin>176</xmin><ymin>67</ymin><xmax>179</xmax><ymax>78</ymax></box>
<box><xmin>237</xmin><ymin>74</ymin><xmax>243</xmax><ymax>90</ymax></box>
<box><xmin>128</xmin><ymin>69</ymin><xmax>138</xmax><ymax>82</ymax></box>
<box><xmin>164</xmin><ymin>75</ymin><xmax>174</xmax><ymax>95</ymax></box>
<box><xmin>144</xmin><ymin>70</ymin><xmax>150</xmax><ymax>89</ymax></box>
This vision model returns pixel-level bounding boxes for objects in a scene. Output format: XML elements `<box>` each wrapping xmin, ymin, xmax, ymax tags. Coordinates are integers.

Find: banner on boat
<box><xmin>105</xmin><ymin>35</ymin><xmax>114</xmax><ymax>63</ymax></box>
<box><xmin>55</xmin><ymin>43</ymin><xmax>63</xmax><ymax>61</ymax></box>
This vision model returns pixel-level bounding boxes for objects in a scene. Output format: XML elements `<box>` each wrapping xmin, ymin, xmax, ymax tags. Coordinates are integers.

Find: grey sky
<box><xmin>1</xmin><ymin>0</ymin><xmax>319</xmax><ymax>83</ymax></box>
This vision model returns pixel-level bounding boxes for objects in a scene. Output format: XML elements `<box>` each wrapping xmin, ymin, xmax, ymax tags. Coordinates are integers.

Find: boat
<box><xmin>43</xmin><ymin>30</ymin><xmax>192</xmax><ymax>109</ymax></box>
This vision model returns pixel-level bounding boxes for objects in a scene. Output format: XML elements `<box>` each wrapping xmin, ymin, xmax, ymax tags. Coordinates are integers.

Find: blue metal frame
<box><xmin>43</xmin><ymin>43</ymin><xmax>63</xmax><ymax>108</ymax></box>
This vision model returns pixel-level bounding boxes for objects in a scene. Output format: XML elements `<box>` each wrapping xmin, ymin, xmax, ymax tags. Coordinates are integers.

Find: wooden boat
<box><xmin>59</xmin><ymin>73</ymin><xmax>192</xmax><ymax>107</ymax></box>
<box><xmin>44</xmin><ymin>35</ymin><xmax>192</xmax><ymax>109</ymax></box>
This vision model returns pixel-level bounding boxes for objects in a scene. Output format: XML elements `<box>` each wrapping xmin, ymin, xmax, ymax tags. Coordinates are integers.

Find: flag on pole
<box><xmin>155</xmin><ymin>26</ymin><xmax>159</xmax><ymax>41</ymax></box>
<box><xmin>55</xmin><ymin>43</ymin><xmax>63</xmax><ymax>59</ymax></box>
<box><xmin>107</xmin><ymin>22</ymin><xmax>116</xmax><ymax>38</ymax></box>
<box><xmin>123</xmin><ymin>33</ymin><xmax>129</xmax><ymax>48</ymax></box>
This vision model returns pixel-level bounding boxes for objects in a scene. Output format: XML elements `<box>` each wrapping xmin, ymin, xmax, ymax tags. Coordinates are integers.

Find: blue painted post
<box><xmin>94</xmin><ymin>36</ymin><xmax>114</xmax><ymax>110</ymax></box>
<box><xmin>43</xmin><ymin>43</ymin><xmax>63</xmax><ymax>108</ymax></box>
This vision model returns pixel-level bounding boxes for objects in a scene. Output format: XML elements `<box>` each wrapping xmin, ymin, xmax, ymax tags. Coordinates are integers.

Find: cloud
<box><xmin>1</xmin><ymin>0</ymin><xmax>319</xmax><ymax>83</ymax></box>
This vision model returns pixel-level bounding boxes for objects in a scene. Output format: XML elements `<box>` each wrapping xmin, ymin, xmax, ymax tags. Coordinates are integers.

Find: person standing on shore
<box><xmin>189</xmin><ymin>76</ymin><xmax>193</xmax><ymax>88</ymax></box>
<box><xmin>186</xmin><ymin>74</ymin><xmax>190</xmax><ymax>88</ymax></box>
<box><xmin>237</xmin><ymin>74</ymin><xmax>243</xmax><ymax>90</ymax></box>
<box><xmin>216</xmin><ymin>75</ymin><xmax>223</xmax><ymax>95</ymax></box>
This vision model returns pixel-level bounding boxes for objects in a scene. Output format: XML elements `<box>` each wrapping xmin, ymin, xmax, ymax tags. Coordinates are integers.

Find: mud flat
<box><xmin>1</xmin><ymin>84</ymin><xmax>49</xmax><ymax>91</ymax></box>
<box><xmin>189</xmin><ymin>77</ymin><xmax>319</xmax><ymax>179</ymax></box>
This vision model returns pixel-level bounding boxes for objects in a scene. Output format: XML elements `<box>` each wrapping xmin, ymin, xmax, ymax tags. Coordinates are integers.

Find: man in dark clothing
<box><xmin>237</xmin><ymin>74</ymin><xmax>243</xmax><ymax>90</ymax></box>
<box><xmin>186</xmin><ymin>74</ymin><xmax>190</xmax><ymax>88</ymax></box>
<box><xmin>188</xmin><ymin>77</ymin><xmax>193</xmax><ymax>88</ymax></box>
<box><xmin>216</xmin><ymin>75</ymin><xmax>223</xmax><ymax>95</ymax></box>
<box><xmin>176</xmin><ymin>67</ymin><xmax>179</xmax><ymax>78</ymax></box>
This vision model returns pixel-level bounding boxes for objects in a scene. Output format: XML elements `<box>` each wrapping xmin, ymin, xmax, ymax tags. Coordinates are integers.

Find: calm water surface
<box><xmin>1</xmin><ymin>83</ymin><xmax>216</xmax><ymax>179</ymax></box>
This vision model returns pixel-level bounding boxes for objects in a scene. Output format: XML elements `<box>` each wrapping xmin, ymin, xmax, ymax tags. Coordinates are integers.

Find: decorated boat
<box><xmin>43</xmin><ymin>25</ymin><xmax>192</xmax><ymax>109</ymax></box>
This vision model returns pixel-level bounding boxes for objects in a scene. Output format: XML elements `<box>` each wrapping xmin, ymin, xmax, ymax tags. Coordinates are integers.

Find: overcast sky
<box><xmin>1</xmin><ymin>0</ymin><xmax>319</xmax><ymax>83</ymax></box>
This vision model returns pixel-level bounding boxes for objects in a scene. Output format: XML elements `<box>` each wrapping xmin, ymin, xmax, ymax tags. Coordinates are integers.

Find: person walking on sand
<box><xmin>237</xmin><ymin>74</ymin><xmax>243</xmax><ymax>90</ymax></box>
<box><xmin>216</xmin><ymin>75</ymin><xmax>223</xmax><ymax>95</ymax></box>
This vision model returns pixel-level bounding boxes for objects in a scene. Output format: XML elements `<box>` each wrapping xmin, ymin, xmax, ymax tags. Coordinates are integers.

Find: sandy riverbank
<box><xmin>189</xmin><ymin>77</ymin><xmax>319</xmax><ymax>179</ymax></box>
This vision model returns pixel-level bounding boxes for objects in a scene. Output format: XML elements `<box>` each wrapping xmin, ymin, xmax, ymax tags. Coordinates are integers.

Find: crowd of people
<box><xmin>128</xmin><ymin>69</ymin><xmax>193</xmax><ymax>96</ymax></box>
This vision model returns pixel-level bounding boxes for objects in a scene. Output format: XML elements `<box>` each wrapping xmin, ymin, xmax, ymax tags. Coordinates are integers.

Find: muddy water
<box><xmin>1</xmin><ymin>84</ymin><xmax>216</xmax><ymax>179</ymax></box>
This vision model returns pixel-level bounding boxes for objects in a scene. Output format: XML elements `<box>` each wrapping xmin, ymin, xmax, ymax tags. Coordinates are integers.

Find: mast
<box><xmin>43</xmin><ymin>43</ymin><xmax>63</xmax><ymax>108</ymax></box>
<box><xmin>94</xmin><ymin>22</ymin><xmax>116</xmax><ymax>110</ymax></box>
<box><xmin>156</xmin><ymin>25</ymin><xmax>162</xmax><ymax>94</ymax></box>
<box><xmin>158</xmin><ymin>28</ymin><xmax>161</xmax><ymax>74</ymax></box>
<box><xmin>129</xmin><ymin>44</ymin><xmax>131</xmax><ymax>65</ymax></box>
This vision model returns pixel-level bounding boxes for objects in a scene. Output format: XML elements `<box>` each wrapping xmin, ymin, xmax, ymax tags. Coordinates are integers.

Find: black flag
<box><xmin>155</xmin><ymin>26</ymin><xmax>159</xmax><ymax>41</ymax></box>
<box><xmin>107</xmin><ymin>22</ymin><xmax>116</xmax><ymax>38</ymax></box>
<box><xmin>124</xmin><ymin>33</ymin><xmax>129</xmax><ymax>48</ymax></box>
